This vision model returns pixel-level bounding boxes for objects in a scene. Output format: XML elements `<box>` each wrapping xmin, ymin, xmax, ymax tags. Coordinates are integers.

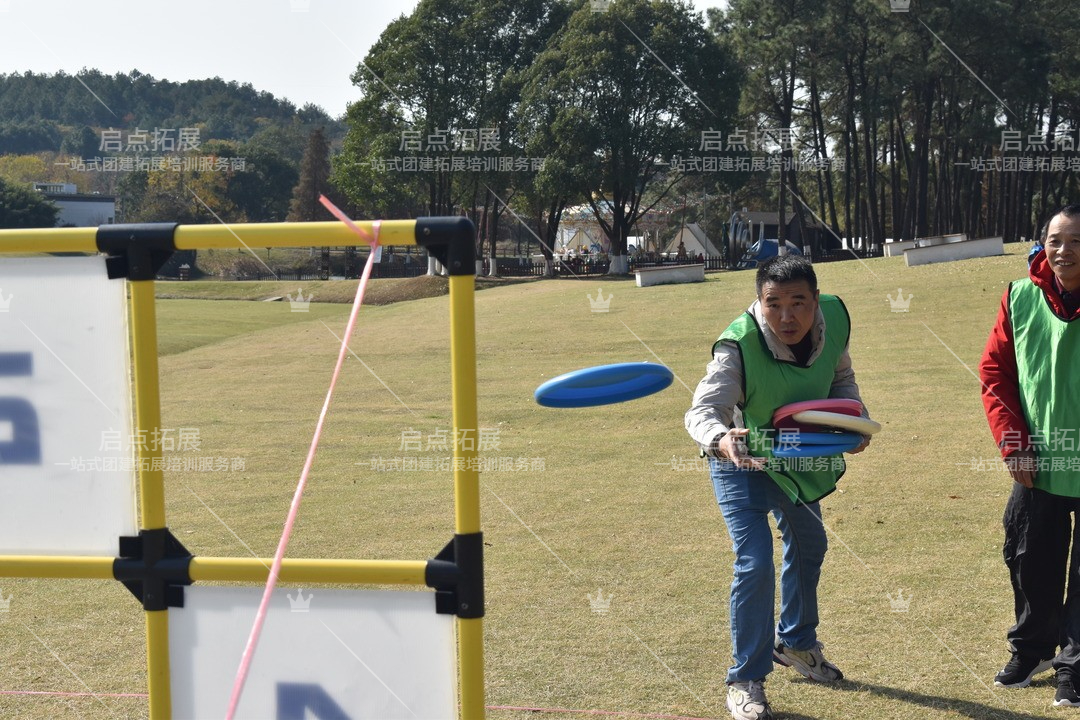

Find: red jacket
<box><xmin>980</xmin><ymin>250</ymin><xmax>1080</xmax><ymax>456</ymax></box>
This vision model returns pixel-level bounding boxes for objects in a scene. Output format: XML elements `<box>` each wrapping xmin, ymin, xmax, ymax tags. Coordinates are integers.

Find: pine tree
<box><xmin>286</xmin><ymin>127</ymin><xmax>331</xmax><ymax>221</ymax></box>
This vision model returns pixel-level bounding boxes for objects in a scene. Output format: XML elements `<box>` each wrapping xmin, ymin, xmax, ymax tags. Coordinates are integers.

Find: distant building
<box><xmin>33</xmin><ymin>183</ymin><xmax>115</xmax><ymax>227</ymax></box>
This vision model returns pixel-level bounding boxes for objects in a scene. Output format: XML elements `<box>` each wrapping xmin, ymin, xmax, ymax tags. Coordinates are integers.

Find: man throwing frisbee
<box><xmin>685</xmin><ymin>255</ymin><xmax>870</xmax><ymax>720</ymax></box>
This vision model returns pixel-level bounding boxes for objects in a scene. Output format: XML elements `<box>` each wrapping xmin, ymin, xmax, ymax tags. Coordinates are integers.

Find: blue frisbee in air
<box><xmin>534</xmin><ymin>362</ymin><xmax>674</xmax><ymax>408</ymax></box>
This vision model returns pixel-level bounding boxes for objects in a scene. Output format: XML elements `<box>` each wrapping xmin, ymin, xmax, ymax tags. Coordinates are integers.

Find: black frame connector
<box><xmin>425</xmin><ymin>533</ymin><xmax>484</xmax><ymax>618</ymax></box>
<box><xmin>96</xmin><ymin>223</ymin><xmax>179</xmax><ymax>281</ymax></box>
<box><xmin>113</xmin><ymin>528</ymin><xmax>193</xmax><ymax>611</ymax></box>
<box><xmin>415</xmin><ymin>217</ymin><xmax>476</xmax><ymax>275</ymax></box>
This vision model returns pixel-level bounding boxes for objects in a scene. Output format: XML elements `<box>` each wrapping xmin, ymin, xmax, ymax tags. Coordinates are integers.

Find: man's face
<box><xmin>759</xmin><ymin>279</ymin><xmax>819</xmax><ymax>346</ymax></box>
<box><xmin>1046</xmin><ymin>213</ymin><xmax>1080</xmax><ymax>292</ymax></box>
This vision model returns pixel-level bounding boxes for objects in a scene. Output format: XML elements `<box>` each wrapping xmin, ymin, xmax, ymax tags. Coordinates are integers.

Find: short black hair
<box><xmin>1040</xmin><ymin>203</ymin><xmax>1080</xmax><ymax>243</ymax></box>
<box><xmin>756</xmin><ymin>254</ymin><xmax>817</xmax><ymax>296</ymax></box>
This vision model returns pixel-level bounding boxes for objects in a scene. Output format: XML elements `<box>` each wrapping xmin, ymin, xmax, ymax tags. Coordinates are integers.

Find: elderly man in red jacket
<box><xmin>980</xmin><ymin>203</ymin><xmax>1080</xmax><ymax>709</ymax></box>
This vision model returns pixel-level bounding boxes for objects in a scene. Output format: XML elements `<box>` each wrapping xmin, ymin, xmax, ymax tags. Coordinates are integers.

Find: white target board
<box><xmin>0</xmin><ymin>256</ymin><xmax>136</xmax><ymax>555</ymax></box>
<box><xmin>169</xmin><ymin>586</ymin><xmax>457</xmax><ymax>719</ymax></box>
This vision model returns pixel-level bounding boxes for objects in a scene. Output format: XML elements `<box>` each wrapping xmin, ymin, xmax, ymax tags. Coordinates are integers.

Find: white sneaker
<box><xmin>727</xmin><ymin>679</ymin><xmax>773</xmax><ymax>720</ymax></box>
<box><xmin>773</xmin><ymin>641</ymin><xmax>844</xmax><ymax>682</ymax></box>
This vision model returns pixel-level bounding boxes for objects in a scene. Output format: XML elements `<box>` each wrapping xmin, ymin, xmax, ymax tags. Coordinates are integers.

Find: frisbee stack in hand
<box><xmin>769</xmin><ymin>398</ymin><xmax>880</xmax><ymax>458</ymax></box>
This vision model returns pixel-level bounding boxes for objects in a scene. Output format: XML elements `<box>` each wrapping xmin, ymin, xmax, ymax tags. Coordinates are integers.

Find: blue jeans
<box><xmin>709</xmin><ymin>458</ymin><xmax>828</xmax><ymax>682</ymax></box>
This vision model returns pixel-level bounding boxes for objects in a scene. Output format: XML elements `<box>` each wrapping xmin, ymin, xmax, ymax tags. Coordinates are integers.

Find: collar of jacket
<box><xmin>747</xmin><ymin>298</ymin><xmax>827</xmax><ymax>365</ymax></box>
<box><xmin>1028</xmin><ymin>250</ymin><xmax>1078</xmax><ymax>319</ymax></box>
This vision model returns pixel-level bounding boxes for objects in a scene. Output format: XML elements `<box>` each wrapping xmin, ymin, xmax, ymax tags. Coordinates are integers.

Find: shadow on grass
<box><xmin>823</xmin><ymin>677</ymin><xmax>1051</xmax><ymax>720</ymax></box>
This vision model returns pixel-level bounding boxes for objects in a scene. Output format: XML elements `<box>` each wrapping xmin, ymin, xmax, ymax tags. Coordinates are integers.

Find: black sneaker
<box><xmin>1055</xmin><ymin>672</ymin><xmax>1080</xmax><ymax>707</ymax></box>
<box><xmin>994</xmin><ymin>653</ymin><xmax>1053</xmax><ymax>688</ymax></box>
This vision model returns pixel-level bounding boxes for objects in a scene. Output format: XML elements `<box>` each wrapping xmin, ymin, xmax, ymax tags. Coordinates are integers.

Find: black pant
<box><xmin>1003</xmin><ymin>484</ymin><xmax>1080</xmax><ymax>674</ymax></box>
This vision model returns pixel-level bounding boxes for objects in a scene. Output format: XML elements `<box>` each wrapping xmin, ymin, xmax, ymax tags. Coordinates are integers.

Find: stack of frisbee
<box><xmin>769</xmin><ymin>398</ymin><xmax>881</xmax><ymax>458</ymax></box>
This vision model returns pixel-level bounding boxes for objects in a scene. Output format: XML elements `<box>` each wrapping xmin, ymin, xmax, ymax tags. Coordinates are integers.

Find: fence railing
<box><xmin>237</xmin><ymin>264</ymin><xmax>429</xmax><ymax>281</ymax></box>
<box><xmin>812</xmin><ymin>248</ymin><xmax>883</xmax><ymax>263</ymax></box>
<box><xmin>198</xmin><ymin>248</ymin><xmax>882</xmax><ymax>281</ymax></box>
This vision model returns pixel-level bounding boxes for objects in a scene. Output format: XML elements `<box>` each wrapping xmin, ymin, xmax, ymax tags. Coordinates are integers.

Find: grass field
<box><xmin>0</xmin><ymin>245</ymin><xmax>1069</xmax><ymax>719</ymax></box>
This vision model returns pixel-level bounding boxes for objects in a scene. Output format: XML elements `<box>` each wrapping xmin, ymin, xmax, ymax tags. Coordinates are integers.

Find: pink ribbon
<box><xmin>225</xmin><ymin>197</ymin><xmax>381</xmax><ymax>719</ymax></box>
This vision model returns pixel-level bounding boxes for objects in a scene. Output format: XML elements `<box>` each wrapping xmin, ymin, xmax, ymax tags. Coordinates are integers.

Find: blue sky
<box><xmin>0</xmin><ymin>0</ymin><xmax>729</xmax><ymax>119</ymax></box>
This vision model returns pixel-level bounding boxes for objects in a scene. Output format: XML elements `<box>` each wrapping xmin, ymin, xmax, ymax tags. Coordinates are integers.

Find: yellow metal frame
<box><xmin>0</xmin><ymin>221</ymin><xmax>484</xmax><ymax>719</ymax></box>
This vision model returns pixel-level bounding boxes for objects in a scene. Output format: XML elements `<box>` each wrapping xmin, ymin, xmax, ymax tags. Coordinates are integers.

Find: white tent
<box><xmin>661</xmin><ymin>223</ymin><xmax>722</xmax><ymax>258</ymax></box>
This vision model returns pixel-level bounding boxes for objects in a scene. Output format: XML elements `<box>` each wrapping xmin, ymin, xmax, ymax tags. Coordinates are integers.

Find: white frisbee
<box><xmin>791</xmin><ymin>410</ymin><xmax>881</xmax><ymax>435</ymax></box>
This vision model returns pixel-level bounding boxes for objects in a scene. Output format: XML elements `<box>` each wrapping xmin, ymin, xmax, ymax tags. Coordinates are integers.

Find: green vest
<box><xmin>1009</xmin><ymin>279</ymin><xmax>1080</xmax><ymax>497</ymax></box>
<box><xmin>714</xmin><ymin>295</ymin><xmax>852</xmax><ymax>504</ymax></box>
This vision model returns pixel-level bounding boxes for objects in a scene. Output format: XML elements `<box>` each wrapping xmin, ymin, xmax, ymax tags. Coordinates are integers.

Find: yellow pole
<box><xmin>0</xmin><ymin>226</ymin><xmax>98</xmax><ymax>254</ymax></box>
<box><xmin>448</xmin><ymin>274</ymin><xmax>484</xmax><ymax>719</ymax></box>
<box><xmin>449</xmin><ymin>275</ymin><xmax>480</xmax><ymax>536</ymax></box>
<box><xmin>189</xmin><ymin>557</ymin><xmax>428</xmax><ymax>585</ymax></box>
<box><xmin>129</xmin><ymin>281</ymin><xmax>167</xmax><ymax>530</ymax></box>
<box><xmin>173</xmin><ymin>220</ymin><xmax>419</xmax><ymax>250</ymax></box>
<box><xmin>146</xmin><ymin>609</ymin><xmax>171</xmax><ymax>719</ymax></box>
<box><xmin>129</xmin><ymin>279</ymin><xmax>171</xmax><ymax>719</ymax></box>
<box><xmin>458</xmin><ymin>618</ymin><xmax>485</xmax><ymax>718</ymax></box>
<box><xmin>0</xmin><ymin>220</ymin><xmax>422</xmax><ymax>254</ymax></box>
<box><xmin>0</xmin><ymin>556</ymin><xmax>114</xmax><ymax>578</ymax></box>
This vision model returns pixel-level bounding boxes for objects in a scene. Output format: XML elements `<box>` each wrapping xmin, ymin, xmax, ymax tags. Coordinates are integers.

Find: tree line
<box><xmin>723</xmin><ymin>0</ymin><xmax>1080</xmax><ymax>253</ymax></box>
<box><xmin>5</xmin><ymin>1</ymin><xmax>1078</xmax><ymax>267</ymax></box>
<box><xmin>0</xmin><ymin>70</ymin><xmax>346</xmax><ymax>230</ymax></box>
<box><xmin>337</xmin><ymin>0</ymin><xmax>1080</xmax><ymax>275</ymax></box>
<box><xmin>0</xmin><ymin>70</ymin><xmax>338</xmax><ymax>153</ymax></box>
<box><xmin>335</xmin><ymin>0</ymin><xmax>740</xmax><ymax>274</ymax></box>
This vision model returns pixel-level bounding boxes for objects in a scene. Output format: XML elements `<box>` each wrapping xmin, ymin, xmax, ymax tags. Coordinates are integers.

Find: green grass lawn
<box><xmin>0</xmin><ymin>245</ymin><xmax>1067</xmax><ymax>719</ymax></box>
